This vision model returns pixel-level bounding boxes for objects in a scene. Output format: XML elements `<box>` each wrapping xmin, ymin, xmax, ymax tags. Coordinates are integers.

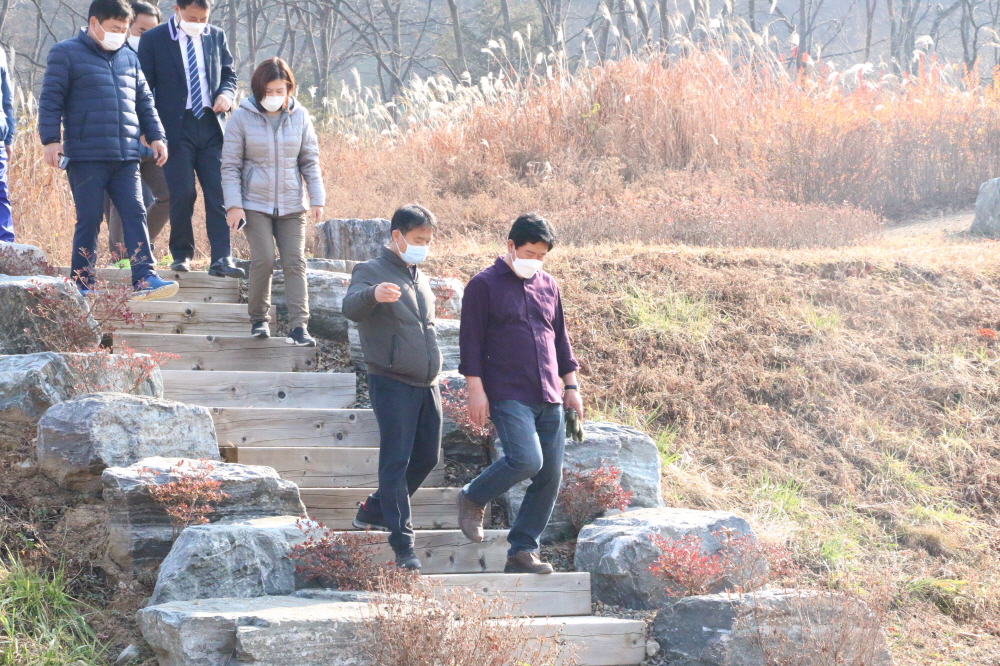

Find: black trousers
<box><xmin>162</xmin><ymin>110</ymin><xmax>231</xmax><ymax>263</ymax></box>
<box><xmin>364</xmin><ymin>373</ymin><xmax>442</xmax><ymax>552</ymax></box>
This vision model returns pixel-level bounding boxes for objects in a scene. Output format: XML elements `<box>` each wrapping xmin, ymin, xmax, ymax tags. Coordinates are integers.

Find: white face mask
<box><xmin>395</xmin><ymin>236</ymin><xmax>429</xmax><ymax>264</ymax></box>
<box><xmin>510</xmin><ymin>249</ymin><xmax>543</xmax><ymax>279</ymax></box>
<box><xmin>96</xmin><ymin>23</ymin><xmax>127</xmax><ymax>50</ymax></box>
<box><xmin>260</xmin><ymin>95</ymin><xmax>286</xmax><ymax>112</ymax></box>
<box><xmin>127</xmin><ymin>34</ymin><xmax>141</xmax><ymax>51</ymax></box>
<box><xmin>179</xmin><ymin>19</ymin><xmax>206</xmax><ymax>38</ymax></box>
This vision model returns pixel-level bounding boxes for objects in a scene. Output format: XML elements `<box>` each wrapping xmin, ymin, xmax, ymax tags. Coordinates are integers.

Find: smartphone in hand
<box><xmin>58</xmin><ymin>155</ymin><xmax>69</xmax><ymax>170</ymax></box>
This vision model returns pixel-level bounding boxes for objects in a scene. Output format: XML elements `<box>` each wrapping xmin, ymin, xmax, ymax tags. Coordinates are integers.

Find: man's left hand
<box><xmin>213</xmin><ymin>95</ymin><xmax>232</xmax><ymax>113</ymax></box>
<box><xmin>150</xmin><ymin>140</ymin><xmax>168</xmax><ymax>166</ymax></box>
<box><xmin>564</xmin><ymin>389</ymin><xmax>584</xmax><ymax>419</ymax></box>
<box><xmin>310</xmin><ymin>206</ymin><xmax>324</xmax><ymax>224</ymax></box>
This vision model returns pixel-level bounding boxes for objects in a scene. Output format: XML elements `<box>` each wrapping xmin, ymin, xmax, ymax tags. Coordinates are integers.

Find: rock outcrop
<box><xmin>36</xmin><ymin>393</ymin><xmax>217</xmax><ymax>492</ymax></box>
<box><xmin>103</xmin><ymin>458</ymin><xmax>306</xmax><ymax>573</ymax></box>
<box><xmin>0</xmin><ymin>275</ymin><xmax>98</xmax><ymax>354</ymax></box>
<box><xmin>574</xmin><ymin>508</ymin><xmax>757</xmax><ymax>609</ymax></box>
<box><xmin>652</xmin><ymin>589</ymin><xmax>893</xmax><ymax>666</ymax></box>
<box><xmin>272</xmin><ymin>269</ymin><xmax>351</xmax><ymax>341</ymax></box>
<box><xmin>500</xmin><ymin>422</ymin><xmax>664</xmax><ymax>541</ymax></box>
<box><xmin>314</xmin><ymin>218</ymin><xmax>390</xmax><ymax>261</ymax></box>
<box><xmin>971</xmin><ymin>178</ymin><xmax>1000</xmax><ymax>238</ymax></box>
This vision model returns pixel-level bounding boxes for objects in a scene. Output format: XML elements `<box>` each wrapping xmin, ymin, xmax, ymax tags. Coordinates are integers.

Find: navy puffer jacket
<box><xmin>38</xmin><ymin>29</ymin><xmax>164</xmax><ymax>161</ymax></box>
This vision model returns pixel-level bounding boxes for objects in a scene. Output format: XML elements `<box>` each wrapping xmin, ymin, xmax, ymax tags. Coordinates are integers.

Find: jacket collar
<box><xmin>494</xmin><ymin>256</ymin><xmax>513</xmax><ymax>274</ymax></box>
<box><xmin>169</xmin><ymin>14</ymin><xmax>210</xmax><ymax>40</ymax></box>
<box><xmin>381</xmin><ymin>245</ymin><xmax>410</xmax><ymax>270</ymax></box>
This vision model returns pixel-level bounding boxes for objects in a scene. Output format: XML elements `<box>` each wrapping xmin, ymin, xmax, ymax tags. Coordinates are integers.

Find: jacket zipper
<box><xmin>271</xmin><ymin>115</ymin><xmax>280</xmax><ymax>216</ymax></box>
<box><xmin>109</xmin><ymin>58</ymin><xmax>124</xmax><ymax>159</ymax></box>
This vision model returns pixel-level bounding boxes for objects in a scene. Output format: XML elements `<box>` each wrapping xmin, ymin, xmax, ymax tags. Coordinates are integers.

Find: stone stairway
<box><xmin>100</xmin><ymin>269</ymin><xmax>646</xmax><ymax>666</ymax></box>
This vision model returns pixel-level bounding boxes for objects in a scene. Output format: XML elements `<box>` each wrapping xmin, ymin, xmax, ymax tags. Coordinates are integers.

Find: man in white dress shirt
<box><xmin>137</xmin><ymin>0</ymin><xmax>244</xmax><ymax>278</ymax></box>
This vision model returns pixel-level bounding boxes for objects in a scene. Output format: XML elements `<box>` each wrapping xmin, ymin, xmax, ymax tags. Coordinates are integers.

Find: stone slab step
<box><xmin>113</xmin><ymin>332</ymin><xmax>317</xmax><ymax>372</ymax></box>
<box><xmin>115</xmin><ymin>301</ymin><xmax>273</xmax><ymax>335</ymax></box>
<box><xmin>58</xmin><ymin>266</ymin><xmax>241</xmax><ymax>303</ymax></box>
<box><xmin>210</xmin><ymin>407</ymin><xmax>378</xmax><ymax>448</ymax></box>
<box><xmin>138</xmin><ymin>594</ymin><xmax>644</xmax><ymax>666</ymax></box>
<box><xmin>162</xmin><ymin>370</ymin><xmax>356</xmax><ymax>409</ymax></box>
<box><xmin>424</xmin><ymin>572</ymin><xmax>592</xmax><ymax>617</ymax></box>
<box><xmin>224</xmin><ymin>446</ymin><xmax>445</xmax><ymax>488</ymax></box>
<box><xmin>300</xmin><ymin>487</ymin><xmax>463</xmax><ymax>529</ymax></box>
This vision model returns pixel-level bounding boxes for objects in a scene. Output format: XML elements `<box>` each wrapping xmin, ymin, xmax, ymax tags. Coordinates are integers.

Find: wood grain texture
<box><xmin>300</xmin><ymin>487</ymin><xmax>462</xmax><ymax>529</ymax></box>
<box><xmin>113</xmin><ymin>333</ymin><xmax>317</xmax><ymax>372</ymax></box>
<box><xmin>344</xmin><ymin>529</ymin><xmax>510</xmax><ymax>574</ymax></box>
<box><xmin>523</xmin><ymin>616</ymin><xmax>646</xmax><ymax>666</ymax></box>
<box><xmin>57</xmin><ymin>267</ymin><xmax>240</xmax><ymax>303</ymax></box>
<box><xmin>114</xmin><ymin>302</ymin><xmax>273</xmax><ymax>335</ymax></box>
<box><xmin>230</xmin><ymin>447</ymin><xmax>445</xmax><ymax>488</ymax></box>
<box><xmin>424</xmin><ymin>572</ymin><xmax>592</xmax><ymax>617</ymax></box>
<box><xmin>161</xmin><ymin>370</ymin><xmax>355</xmax><ymax>409</ymax></box>
<box><xmin>210</xmin><ymin>407</ymin><xmax>378</xmax><ymax>447</ymax></box>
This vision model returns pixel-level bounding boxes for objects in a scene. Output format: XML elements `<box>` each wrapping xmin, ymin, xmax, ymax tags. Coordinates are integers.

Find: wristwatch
<box><xmin>563</xmin><ymin>384</ymin><xmax>579</xmax><ymax>391</ymax></box>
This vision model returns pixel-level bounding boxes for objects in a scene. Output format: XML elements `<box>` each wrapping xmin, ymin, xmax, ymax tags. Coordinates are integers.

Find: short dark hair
<box><xmin>89</xmin><ymin>0</ymin><xmax>133</xmax><ymax>22</ymax></box>
<box><xmin>131</xmin><ymin>1</ymin><xmax>161</xmax><ymax>20</ymax></box>
<box><xmin>391</xmin><ymin>204</ymin><xmax>437</xmax><ymax>235</ymax></box>
<box><xmin>250</xmin><ymin>57</ymin><xmax>296</xmax><ymax>102</ymax></box>
<box><xmin>508</xmin><ymin>213</ymin><xmax>556</xmax><ymax>249</ymax></box>
<box><xmin>176</xmin><ymin>0</ymin><xmax>212</xmax><ymax>9</ymax></box>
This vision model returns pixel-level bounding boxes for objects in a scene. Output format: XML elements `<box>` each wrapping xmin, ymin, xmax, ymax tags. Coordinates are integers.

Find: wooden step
<box><xmin>300</xmin><ymin>487</ymin><xmax>462</xmax><ymax>529</ymax></box>
<box><xmin>225</xmin><ymin>447</ymin><xmax>445</xmax><ymax>488</ymax></box>
<box><xmin>113</xmin><ymin>333</ymin><xmax>316</xmax><ymax>372</ymax></box>
<box><xmin>424</xmin><ymin>572</ymin><xmax>591</xmax><ymax>617</ymax></box>
<box><xmin>58</xmin><ymin>267</ymin><xmax>241</xmax><ymax>303</ymax></box>
<box><xmin>115</xmin><ymin>301</ymin><xmax>273</xmax><ymax>335</ymax></box>
<box><xmin>524</xmin><ymin>616</ymin><xmax>646</xmax><ymax>666</ymax></box>
<box><xmin>380</xmin><ymin>529</ymin><xmax>509</xmax><ymax>574</ymax></box>
<box><xmin>162</xmin><ymin>370</ymin><xmax>355</xmax><ymax>409</ymax></box>
<box><xmin>211</xmin><ymin>407</ymin><xmax>378</xmax><ymax>448</ymax></box>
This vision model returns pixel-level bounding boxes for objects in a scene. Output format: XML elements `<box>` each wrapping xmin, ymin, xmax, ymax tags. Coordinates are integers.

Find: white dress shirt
<box><xmin>178</xmin><ymin>28</ymin><xmax>212</xmax><ymax>111</ymax></box>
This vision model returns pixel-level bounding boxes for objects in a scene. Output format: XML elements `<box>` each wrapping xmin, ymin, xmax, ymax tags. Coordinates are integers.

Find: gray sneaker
<box><xmin>456</xmin><ymin>490</ymin><xmax>485</xmax><ymax>543</ymax></box>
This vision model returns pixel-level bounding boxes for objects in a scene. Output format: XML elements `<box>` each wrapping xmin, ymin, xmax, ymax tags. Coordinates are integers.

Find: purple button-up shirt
<box><xmin>459</xmin><ymin>257</ymin><xmax>579</xmax><ymax>405</ymax></box>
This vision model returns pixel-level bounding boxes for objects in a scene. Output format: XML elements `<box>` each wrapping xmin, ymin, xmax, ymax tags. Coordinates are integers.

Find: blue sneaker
<box><xmin>132</xmin><ymin>274</ymin><xmax>179</xmax><ymax>301</ymax></box>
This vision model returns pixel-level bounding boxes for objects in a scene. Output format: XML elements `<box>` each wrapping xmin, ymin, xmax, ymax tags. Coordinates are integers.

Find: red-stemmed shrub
<box><xmin>440</xmin><ymin>385</ymin><xmax>494</xmax><ymax>444</ymax></box>
<box><xmin>137</xmin><ymin>460</ymin><xmax>229</xmax><ymax>537</ymax></box>
<box><xmin>557</xmin><ymin>464</ymin><xmax>632</xmax><ymax>538</ymax></box>
<box><xmin>64</xmin><ymin>345</ymin><xmax>177</xmax><ymax>395</ymax></box>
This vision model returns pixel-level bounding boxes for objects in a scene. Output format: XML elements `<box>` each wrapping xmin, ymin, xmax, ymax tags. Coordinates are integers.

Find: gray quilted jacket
<box><xmin>221</xmin><ymin>96</ymin><xmax>325</xmax><ymax>216</ymax></box>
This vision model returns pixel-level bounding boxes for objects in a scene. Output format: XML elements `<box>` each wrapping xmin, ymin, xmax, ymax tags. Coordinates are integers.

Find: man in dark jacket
<box><xmin>137</xmin><ymin>0</ymin><xmax>243</xmax><ymax>278</ymax></box>
<box><xmin>343</xmin><ymin>205</ymin><xmax>443</xmax><ymax>570</ymax></box>
<box><xmin>39</xmin><ymin>0</ymin><xmax>177</xmax><ymax>300</ymax></box>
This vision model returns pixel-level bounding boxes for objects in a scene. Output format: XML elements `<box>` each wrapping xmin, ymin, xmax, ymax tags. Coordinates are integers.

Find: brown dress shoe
<box><xmin>456</xmin><ymin>490</ymin><xmax>486</xmax><ymax>542</ymax></box>
<box><xmin>504</xmin><ymin>551</ymin><xmax>554</xmax><ymax>574</ymax></box>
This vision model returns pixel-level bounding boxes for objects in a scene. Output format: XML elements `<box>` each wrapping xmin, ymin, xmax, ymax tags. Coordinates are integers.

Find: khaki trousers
<box><xmin>245</xmin><ymin>210</ymin><xmax>309</xmax><ymax>328</ymax></box>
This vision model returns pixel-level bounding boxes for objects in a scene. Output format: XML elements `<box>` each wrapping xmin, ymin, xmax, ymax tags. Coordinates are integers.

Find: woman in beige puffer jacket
<box><xmin>221</xmin><ymin>57</ymin><xmax>325</xmax><ymax>346</ymax></box>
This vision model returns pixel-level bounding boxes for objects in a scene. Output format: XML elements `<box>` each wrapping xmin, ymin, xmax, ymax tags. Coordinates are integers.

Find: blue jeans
<box><xmin>0</xmin><ymin>148</ymin><xmax>12</xmax><ymax>243</ymax></box>
<box><xmin>365</xmin><ymin>373</ymin><xmax>442</xmax><ymax>552</ymax></box>
<box><xmin>67</xmin><ymin>160</ymin><xmax>154</xmax><ymax>288</ymax></box>
<box><xmin>464</xmin><ymin>400</ymin><xmax>565</xmax><ymax>556</ymax></box>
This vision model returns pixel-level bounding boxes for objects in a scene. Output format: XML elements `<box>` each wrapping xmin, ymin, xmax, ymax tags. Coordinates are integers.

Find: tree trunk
<box><xmin>447</xmin><ymin>0</ymin><xmax>467</xmax><ymax>74</ymax></box>
<box><xmin>499</xmin><ymin>0</ymin><xmax>513</xmax><ymax>39</ymax></box>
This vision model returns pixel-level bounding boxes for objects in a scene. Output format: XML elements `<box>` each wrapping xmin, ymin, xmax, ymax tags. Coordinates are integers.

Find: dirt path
<box><xmin>883</xmin><ymin>211</ymin><xmax>974</xmax><ymax>238</ymax></box>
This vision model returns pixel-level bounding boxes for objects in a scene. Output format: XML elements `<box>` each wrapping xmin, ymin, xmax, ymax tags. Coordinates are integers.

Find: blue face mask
<box><xmin>395</xmin><ymin>236</ymin><xmax>429</xmax><ymax>264</ymax></box>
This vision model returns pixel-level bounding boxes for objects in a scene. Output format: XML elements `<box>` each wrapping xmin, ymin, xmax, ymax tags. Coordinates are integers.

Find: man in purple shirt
<box><xmin>456</xmin><ymin>214</ymin><xmax>583</xmax><ymax>574</ymax></box>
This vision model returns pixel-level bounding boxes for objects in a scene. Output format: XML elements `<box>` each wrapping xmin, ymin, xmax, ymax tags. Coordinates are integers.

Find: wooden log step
<box><xmin>300</xmin><ymin>488</ymin><xmax>463</xmax><ymax>529</ymax></box>
<box><xmin>523</xmin><ymin>616</ymin><xmax>646</xmax><ymax>666</ymax></box>
<box><xmin>161</xmin><ymin>370</ymin><xmax>355</xmax><ymax>409</ymax></box>
<box><xmin>113</xmin><ymin>333</ymin><xmax>316</xmax><ymax>372</ymax></box>
<box><xmin>226</xmin><ymin>447</ymin><xmax>445</xmax><ymax>488</ymax></box>
<box><xmin>424</xmin><ymin>572</ymin><xmax>592</xmax><ymax>617</ymax></box>
<box><xmin>378</xmin><ymin>529</ymin><xmax>509</xmax><ymax>575</ymax></box>
<box><xmin>210</xmin><ymin>407</ymin><xmax>377</xmax><ymax>448</ymax></box>
<box><xmin>57</xmin><ymin>267</ymin><xmax>240</xmax><ymax>303</ymax></box>
<box><xmin>114</xmin><ymin>301</ymin><xmax>272</xmax><ymax>335</ymax></box>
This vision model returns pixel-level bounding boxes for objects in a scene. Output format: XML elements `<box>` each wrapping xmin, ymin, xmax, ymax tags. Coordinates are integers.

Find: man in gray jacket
<box><xmin>342</xmin><ymin>204</ymin><xmax>442</xmax><ymax>570</ymax></box>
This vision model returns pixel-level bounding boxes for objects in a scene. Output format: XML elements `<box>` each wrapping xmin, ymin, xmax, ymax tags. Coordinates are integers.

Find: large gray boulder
<box><xmin>103</xmin><ymin>458</ymin><xmax>306</xmax><ymax>573</ymax></box>
<box><xmin>500</xmin><ymin>422</ymin><xmax>663</xmax><ymax>541</ymax></box>
<box><xmin>428</xmin><ymin>276</ymin><xmax>464</xmax><ymax>320</ymax></box>
<box><xmin>36</xmin><ymin>393</ymin><xmax>217</xmax><ymax>492</ymax></box>
<box><xmin>60</xmin><ymin>351</ymin><xmax>164</xmax><ymax>398</ymax></box>
<box><xmin>272</xmin><ymin>270</ymin><xmax>351</xmax><ymax>342</ymax></box>
<box><xmin>0</xmin><ymin>275</ymin><xmax>98</xmax><ymax>354</ymax></box>
<box><xmin>314</xmin><ymin>218</ymin><xmax>389</xmax><ymax>261</ymax></box>
<box><xmin>971</xmin><ymin>178</ymin><xmax>1000</xmax><ymax>238</ymax></box>
<box><xmin>349</xmin><ymin>318</ymin><xmax>460</xmax><ymax>373</ymax></box>
<box><xmin>652</xmin><ymin>589</ymin><xmax>892</xmax><ymax>666</ymax></box>
<box><xmin>305</xmin><ymin>258</ymin><xmax>361</xmax><ymax>274</ymax></box>
<box><xmin>150</xmin><ymin>516</ymin><xmax>306</xmax><ymax>605</ymax></box>
<box><xmin>0</xmin><ymin>241</ymin><xmax>48</xmax><ymax>265</ymax></box>
<box><xmin>575</xmin><ymin>508</ymin><xmax>757</xmax><ymax>609</ymax></box>
<box><xmin>138</xmin><ymin>594</ymin><xmax>374</xmax><ymax>666</ymax></box>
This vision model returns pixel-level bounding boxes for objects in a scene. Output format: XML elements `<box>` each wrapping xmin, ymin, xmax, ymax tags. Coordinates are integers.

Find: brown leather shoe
<box><xmin>504</xmin><ymin>551</ymin><xmax>554</xmax><ymax>574</ymax></box>
<box><xmin>456</xmin><ymin>490</ymin><xmax>486</xmax><ymax>542</ymax></box>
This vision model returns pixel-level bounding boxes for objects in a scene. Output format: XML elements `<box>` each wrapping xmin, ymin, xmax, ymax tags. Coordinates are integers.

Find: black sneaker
<box><xmin>170</xmin><ymin>258</ymin><xmax>191</xmax><ymax>272</ymax></box>
<box><xmin>352</xmin><ymin>502</ymin><xmax>388</xmax><ymax>531</ymax></box>
<box><xmin>208</xmin><ymin>256</ymin><xmax>246</xmax><ymax>279</ymax></box>
<box><xmin>394</xmin><ymin>548</ymin><xmax>422</xmax><ymax>570</ymax></box>
<box><xmin>286</xmin><ymin>327</ymin><xmax>316</xmax><ymax>347</ymax></box>
<box><xmin>251</xmin><ymin>321</ymin><xmax>270</xmax><ymax>339</ymax></box>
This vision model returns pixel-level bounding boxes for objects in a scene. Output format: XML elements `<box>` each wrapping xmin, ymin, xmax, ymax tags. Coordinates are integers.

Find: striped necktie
<box><xmin>185</xmin><ymin>35</ymin><xmax>205</xmax><ymax>118</ymax></box>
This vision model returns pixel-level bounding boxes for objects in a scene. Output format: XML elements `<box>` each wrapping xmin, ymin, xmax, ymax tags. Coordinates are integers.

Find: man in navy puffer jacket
<box><xmin>38</xmin><ymin>0</ymin><xmax>178</xmax><ymax>300</ymax></box>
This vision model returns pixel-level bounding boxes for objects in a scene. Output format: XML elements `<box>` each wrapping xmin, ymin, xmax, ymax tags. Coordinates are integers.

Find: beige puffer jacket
<box><xmin>221</xmin><ymin>96</ymin><xmax>325</xmax><ymax>217</ymax></box>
